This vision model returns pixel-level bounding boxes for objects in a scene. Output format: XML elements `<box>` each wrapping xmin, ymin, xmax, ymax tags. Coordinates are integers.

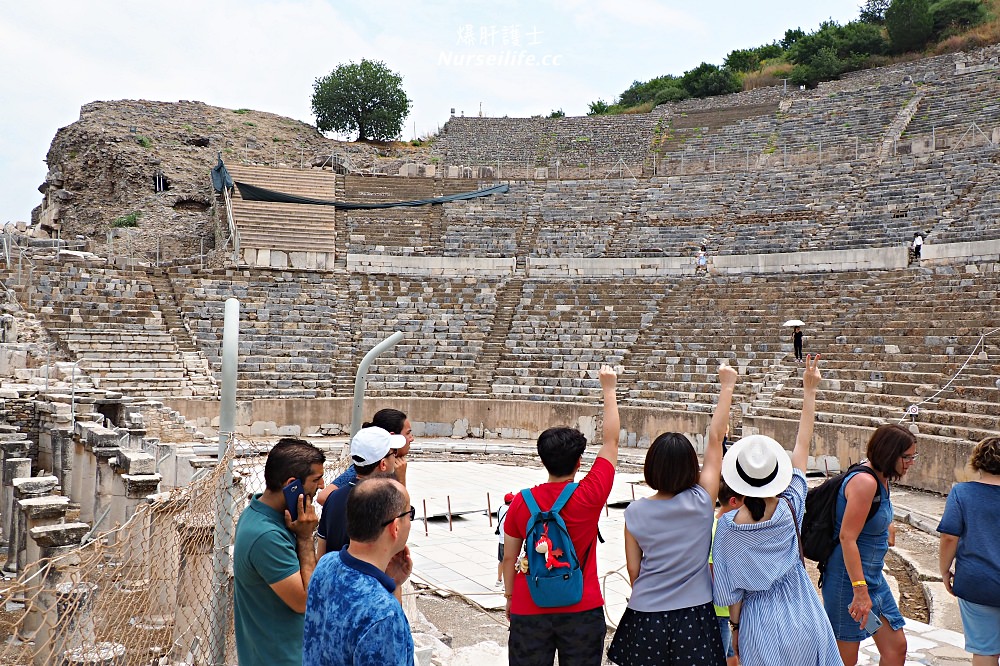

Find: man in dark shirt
<box><xmin>316</xmin><ymin>426</ymin><xmax>405</xmax><ymax>556</ymax></box>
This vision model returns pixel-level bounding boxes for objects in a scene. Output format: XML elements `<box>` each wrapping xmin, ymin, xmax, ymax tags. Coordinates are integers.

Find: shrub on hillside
<box><xmin>787</xmin><ymin>20</ymin><xmax>889</xmax><ymax>86</ymax></box>
<box><xmin>861</xmin><ymin>0</ymin><xmax>893</xmax><ymax>23</ymax></box>
<box><xmin>587</xmin><ymin>99</ymin><xmax>611</xmax><ymax>116</ymax></box>
<box><xmin>617</xmin><ymin>76</ymin><xmax>682</xmax><ymax>108</ymax></box>
<box><xmin>790</xmin><ymin>47</ymin><xmax>847</xmax><ymax>87</ymax></box>
<box><xmin>724</xmin><ymin>43</ymin><xmax>784</xmax><ymax>73</ymax></box>
<box><xmin>781</xmin><ymin>28</ymin><xmax>807</xmax><ymax>49</ymax></box>
<box><xmin>653</xmin><ymin>86</ymin><xmax>690</xmax><ymax>105</ymax></box>
<box><xmin>112</xmin><ymin>212</ymin><xmax>141</xmax><ymax>228</ymax></box>
<box><xmin>681</xmin><ymin>63</ymin><xmax>741</xmax><ymax>98</ymax></box>
<box><xmin>929</xmin><ymin>0</ymin><xmax>988</xmax><ymax>37</ymax></box>
<box><xmin>840</xmin><ymin>20</ymin><xmax>891</xmax><ymax>57</ymax></box>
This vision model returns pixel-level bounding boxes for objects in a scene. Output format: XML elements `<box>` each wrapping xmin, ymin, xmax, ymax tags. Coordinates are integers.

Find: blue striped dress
<box><xmin>712</xmin><ymin>470</ymin><xmax>841</xmax><ymax>666</ymax></box>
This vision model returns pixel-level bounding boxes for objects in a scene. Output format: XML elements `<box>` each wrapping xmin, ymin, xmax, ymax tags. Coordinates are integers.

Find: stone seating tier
<box><xmin>227</xmin><ymin>142</ymin><xmax>999</xmax><ymax>261</ymax></box>
<box><xmin>757</xmin><ymin>397</ymin><xmax>998</xmax><ymax>442</ymax></box>
<box><xmin>433</xmin><ymin>114</ymin><xmax>662</xmax><ymax>168</ymax></box>
<box><xmin>19</xmin><ymin>255</ymin><xmax>998</xmax><ymax>447</ymax></box>
<box><xmin>903</xmin><ymin>67</ymin><xmax>1000</xmax><ymax>139</ymax></box>
<box><xmin>17</xmin><ymin>264</ymin><xmax>216</xmax><ymax>398</ymax></box>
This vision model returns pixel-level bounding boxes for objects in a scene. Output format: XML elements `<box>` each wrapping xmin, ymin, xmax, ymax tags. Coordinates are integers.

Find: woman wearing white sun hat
<box><xmin>711</xmin><ymin>354</ymin><xmax>841</xmax><ymax>666</ymax></box>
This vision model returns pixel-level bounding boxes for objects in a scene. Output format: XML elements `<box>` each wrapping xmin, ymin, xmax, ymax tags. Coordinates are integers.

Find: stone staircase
<box><xmin>745</xmin><ymin>364</ymin><xmax>794</xmax><ymax>416</ymax></box>
<box><xmin>227</xmin><ymin>164</ymin><xmax>338</xmax><ymax>268</ymax></box>
<box><xmin>490</xmin><ymin>278</ymin><xmax>673</xmax><ymax>401</ymax></box>
<box><xmin>16</xmin><ymin>263</ymin><xmax>216</xmax><ymax>399</ymax></box>
<box><xmin>147</xmin><ymin>269</ymin><xmax>218</xmax><ymax>397</ymax></box>
<box><xmin>747</xmin><ymin>268</ymin><xmax>1000</xmax><ymax>446</ymax></box>
<box><xmin>877</xmin><ymin>87</ymin><xmax>926</xmax><ymax>165</ymax></box>
<box><xmin>467</xmin><ymin>277</ymin><xmax>524</xmax><ymax>395</ymax></box>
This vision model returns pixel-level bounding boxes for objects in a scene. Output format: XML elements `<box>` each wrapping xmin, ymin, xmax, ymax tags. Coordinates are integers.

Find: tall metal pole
<box><xmin>70</xmin><ymin>362</ymin><xmax>77</xmax><ymax>432</ymax></box>
<box><xmin>208</xmin><ymin>298</ymin><xmax>239</xmax><ymax>665</ymax></box>
<box><xmin>350</xmin><ymin>331</ymin><xmax>404</xmax><ymax>438</ymax></box>
<box><xmin>218</xmin><ymin>298</ymin><xmax>239</xmax><ymax>455</ymax></box>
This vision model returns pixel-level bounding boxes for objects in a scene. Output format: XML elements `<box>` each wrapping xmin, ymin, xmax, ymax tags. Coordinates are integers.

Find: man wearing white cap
<box><xmin>316</xmin><ymin>426</ymin><xmax>406</xmax><ymax>557</ymax></box>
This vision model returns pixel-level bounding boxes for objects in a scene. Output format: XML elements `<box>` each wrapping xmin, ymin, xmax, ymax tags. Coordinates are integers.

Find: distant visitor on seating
<box><xmin>695</xmin><ymin>246</ymin><xmax>709</xmax><ymax>276</ymax></box>
<box><xmin>912</xmin><ymin>232</ymin><xmax>923</xmax><ymax>262</ymax></box>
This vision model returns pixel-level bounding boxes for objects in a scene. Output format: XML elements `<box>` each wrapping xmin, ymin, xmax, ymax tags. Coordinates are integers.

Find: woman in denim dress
<box><xmin>822</xmin><ymin>424</ymin><xmax>916</xmax><ymax>666</ymax></box>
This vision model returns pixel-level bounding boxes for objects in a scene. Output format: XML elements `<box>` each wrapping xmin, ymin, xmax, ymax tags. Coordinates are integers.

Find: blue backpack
<box><xmin>520</xmin><ymin>484</ymin><xmax>587</xmax><ymax>608</ymax></box>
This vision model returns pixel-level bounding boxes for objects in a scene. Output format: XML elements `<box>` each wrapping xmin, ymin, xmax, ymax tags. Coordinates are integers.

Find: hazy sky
<box><xmin>0</xmin><ymin>1</ymin><xmax>863</xmax><ymax>226</ymax></box>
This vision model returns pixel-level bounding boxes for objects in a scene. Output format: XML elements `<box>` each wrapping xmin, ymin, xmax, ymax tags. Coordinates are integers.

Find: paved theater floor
<box><xmin>401</xmin><ymin>445</ymin><xmax>970</xmax><ymax>666</ymax></box>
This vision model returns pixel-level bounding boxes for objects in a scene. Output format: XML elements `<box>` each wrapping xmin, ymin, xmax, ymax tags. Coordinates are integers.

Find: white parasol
<box><xmin>783</xmin><ymin>319</ymin><xmax>805</xmax><ymax>327</ymax></box>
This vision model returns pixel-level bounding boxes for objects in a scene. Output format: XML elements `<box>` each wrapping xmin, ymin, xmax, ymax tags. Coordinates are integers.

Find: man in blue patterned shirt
<box><xmin>303</xmin><ymin>477</ymin><xmax>415</xmax><ymax>666</ymax></box>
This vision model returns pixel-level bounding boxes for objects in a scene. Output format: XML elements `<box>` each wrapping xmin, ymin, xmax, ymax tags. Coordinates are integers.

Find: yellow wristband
<box><xmin>851</xmin><ymin>580</ymin><xmax>868</xmax><ymax>587</ymax></box>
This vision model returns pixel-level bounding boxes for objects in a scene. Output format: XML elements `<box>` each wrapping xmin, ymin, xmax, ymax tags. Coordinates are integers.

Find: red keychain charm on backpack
<box><xmin>535</xmin><ymin>524</ymin><xmax>571</xmax><ymax>570</ymax></box>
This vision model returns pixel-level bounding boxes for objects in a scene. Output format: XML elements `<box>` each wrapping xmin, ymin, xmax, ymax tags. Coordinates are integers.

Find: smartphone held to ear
<box><xmin>283</xmin><ymin>479</ymin><xmax>305</xmax><ymax>522</ymax></box>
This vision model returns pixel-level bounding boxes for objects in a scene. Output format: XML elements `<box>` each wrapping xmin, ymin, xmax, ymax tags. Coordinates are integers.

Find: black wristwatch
<box><xmin>729</xmin><ymin>620</ymin><xmax>740</xmax><ymax>631</ymax></box>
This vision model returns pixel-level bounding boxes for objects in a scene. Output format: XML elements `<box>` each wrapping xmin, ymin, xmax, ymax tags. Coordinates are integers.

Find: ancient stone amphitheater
<box><xmin>0</xmin><ymin>44</ymin><xmax>998</xmax><ymax>665</ymax></box>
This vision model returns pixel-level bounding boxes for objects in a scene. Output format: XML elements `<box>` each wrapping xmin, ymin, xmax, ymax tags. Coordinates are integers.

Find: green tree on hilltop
<box><xmin>886</xmin><ymin>0</ymin><xmax>934</xmax><ymax>53</ymax></box>
<box><xmin>312</xmin><ymin>59</ymin><xmax>411</xmax><ymax>141</ymax></box>
<box><xmin>860</xmin><ymin>0</ymin><xmax>892</xmax><ymax>24</ymax></box>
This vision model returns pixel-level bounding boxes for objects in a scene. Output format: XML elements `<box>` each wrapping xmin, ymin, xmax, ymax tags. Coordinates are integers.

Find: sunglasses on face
<box><xmin>381</xmin><ymin>505</ymin><xmax>416</xmax><ymax>527</ymax></box>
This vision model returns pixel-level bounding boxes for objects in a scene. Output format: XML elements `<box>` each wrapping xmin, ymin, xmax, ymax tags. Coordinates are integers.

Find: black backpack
<box><xmin>801</xmin><ymin>463</ymin><xmax>882</xmax><ymax>586</ymax></box>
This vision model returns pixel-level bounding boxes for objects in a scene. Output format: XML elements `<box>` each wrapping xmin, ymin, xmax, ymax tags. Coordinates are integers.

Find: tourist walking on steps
<box><xmin>317</xmin><ymin>408</ymin><xmax>413</xmax><ymax>505</ymax></box>
<box><xmin>821</xmin><ymin>423</ymin><xmax>915</xmax><ymax>666</ymax></box>
<box><xmin>938</xmin><ymin>436</ymin><xmax>1000</xmax><ymax>666</ymax></box>
<box><xmin>606</xmin><ymin>363</ymin><xmax>736</xmax><ymax>666</ymax></box>
<box><xmin>912</xmin><ymin>232</ymin><xmax>923</xmax><ymax>262</ymax></box>
<box><xmin>695</xmin><ymin>245</ymin><xmax>709</xmax><ymax>276</ymax></box>
<box><xmin>503</xmin><ymin>365</ymin><xmax>620</xmax><ymax>666</ymax></box>
<box><xmin>712</xmin><ymin>355</ymin><xmax>841</xmax><ymax>666</ymax></box>
<box><xmin>793</xmin><ymin>326</ymin><xmax>804</xmax><ymax>362</ymax></box>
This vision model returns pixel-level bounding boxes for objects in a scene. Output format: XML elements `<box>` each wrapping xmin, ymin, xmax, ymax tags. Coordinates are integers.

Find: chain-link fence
<box><xmin>0</xmin><ymin>438</ymin><xmax>348</xmax><ymax>666</ymax></box>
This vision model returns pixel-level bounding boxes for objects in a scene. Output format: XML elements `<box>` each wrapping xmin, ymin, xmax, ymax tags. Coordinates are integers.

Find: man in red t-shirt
<box><xmin>502</xmin><ymin>365</ymin><xmax>620</xmax><ymax>666</ymax></box>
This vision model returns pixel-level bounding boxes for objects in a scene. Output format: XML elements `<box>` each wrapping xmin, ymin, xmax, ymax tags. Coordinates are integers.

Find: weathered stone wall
<box><xmin>1</xmin><ymin>395</ymin><xmax>38</xmax><ymax>444</ymax></box>
<box><xmin>433</xmin><ymin>112</ymin><xmax>665</xmax><ymax>172</ymax></box>
<box><xmin>163</xmin><ymin>395</ymin><xmax>714</xmax><ymax>451</ymax></box>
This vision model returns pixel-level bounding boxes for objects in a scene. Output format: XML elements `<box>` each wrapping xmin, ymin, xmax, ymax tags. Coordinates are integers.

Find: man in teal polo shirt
<box><xmin>234</xmin><ymin>438</ymin><xmax>326</xmax><ymax>666</ymax></box>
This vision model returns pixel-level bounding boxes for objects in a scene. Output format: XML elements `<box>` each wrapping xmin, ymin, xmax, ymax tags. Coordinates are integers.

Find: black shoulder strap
<box><xmin>495</xmin><ymin>505</ymin><xmax>508</xmax><ymax>535</ymax></box>
<box><xmin>783</xmin><ymin>497</ymin><xmax>805</xmax><ymax>567</ymax></box>
<box><xmin>845</xmin><ymin>465</ymin><xmax>883</xmax><ymax>523</ymax></box>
